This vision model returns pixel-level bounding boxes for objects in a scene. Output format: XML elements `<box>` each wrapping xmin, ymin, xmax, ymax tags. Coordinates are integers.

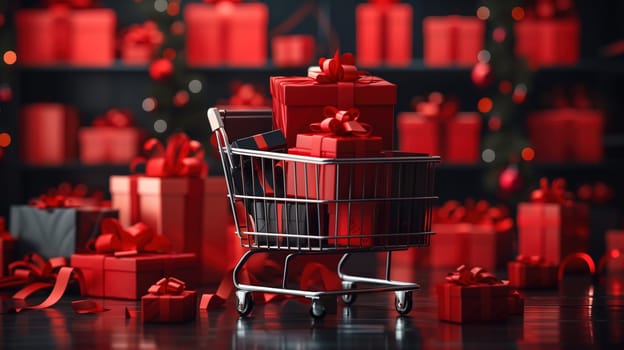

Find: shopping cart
<box><xmin>207</xmin><ymin>108</ymin><xmax>440</xmax><ymax>318</ymax></box>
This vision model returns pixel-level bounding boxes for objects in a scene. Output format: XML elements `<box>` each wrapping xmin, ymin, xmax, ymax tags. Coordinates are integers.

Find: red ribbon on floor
<box><xmin>90</xmin><ymin>218</ymin><xmax>172</xmax><ymax>255</ymax></box>
<box><xmin>133</xmin><ymin>133</ymin><xmax>208</xmax><ymax>177</ymax></box>
<box><xmin>309</xmin><ymin>106</ymin><xmax>372</xmax><ymax>137</ymax></box>
<box><xmin>445</xmin><ymin>265</ymin><xmax>502</xmax><ymax>286</ymax></box>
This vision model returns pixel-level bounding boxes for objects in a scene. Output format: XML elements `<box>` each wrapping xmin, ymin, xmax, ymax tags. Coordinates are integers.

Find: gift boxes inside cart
<box><xmin>207</xmin><ymin>107</ymin><xmax>440</xmax><ymax>319</ymax></box>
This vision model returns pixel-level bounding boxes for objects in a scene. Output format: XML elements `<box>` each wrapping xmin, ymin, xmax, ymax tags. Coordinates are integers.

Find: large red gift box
<box><xmin>71</xmin><ymin>252</ymin><xmax>198</xmax><ymax>300</ymax></box>
<box><xmin>20</xmin><ymin>103</ymin><xmax>79</xmax><ymax>165</ymax></box>
<box><xmin>272</xmin><ymin>35</ymin><xmax>315</xmax><ymax>68</ymax></box>
<box><xmin>422</xmin><ymin>16</ymin><xmax>484</xmax><ymax>66</ymax></box>
<box><xmin>15</xmin><ymin>8</ymin><xmax>116</xmax><ymax>66</ymax></box>
<box><xmin>184</xmin><ymin>2</ymin><xmax>268</xmax><ymax>67</ymax></box>
<box><xmin>141</xmin><ymin>278</ymin><xmax>197</xmax><ymax>323</ymax></box>
<box><xmin>110</xmin><ymin>175</ymin><xmax>140</xmax><ymax>227</ymax></box>
<box><xmin>436</xmin><ymin>266</ymin><xmax>510</xmax><ymax>323</ymax></box>
<box><xmin>270</xmin><ymin>53</ymin><xmax>396</xmax><ymax>149</ymax></box>
<box><xmin>1</xmin><ymin>217</ymin><xmax>16</xmax><ymax>277</ymax></box>
<box><xmin>515</xmin><ymin>17</ymin><xmax>580</xmax><ymax>67</ymax></box>
<box><xmin>356</xmin><ymin>2</ymin><xmax>413</xmax><ymax>67</ymax></box>
<box><xmin>507</xmin><ymin>256</ymin><xmax>558</xmax><ymax>289</ymax></box>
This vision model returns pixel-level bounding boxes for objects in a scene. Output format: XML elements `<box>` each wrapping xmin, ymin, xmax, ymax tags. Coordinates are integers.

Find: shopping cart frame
<box><xmin>207</xmin><ymin>107</ymin><xmax>440</xmax><ymax>318</ymax></box>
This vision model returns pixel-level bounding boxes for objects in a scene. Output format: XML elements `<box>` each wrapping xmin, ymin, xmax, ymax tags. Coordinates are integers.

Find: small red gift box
<box><xmin>120</xmin><ymin>21</ymin><xmax>163</xmax><ymax>65</ymax></box>
<box><xmin>355</xmin><ymin>3</ymin><xmax>413</xmax><ymax>67</ymax></box>
<box><xmin>141</xmin><ymin>278</ymin><xmax>197</xmax><ymax>323</ymax></box>
<box><xmin>184</xmin><ymin>2</ymin><xmax>268</xmax><ymax>66</ymax></box>
<box><xmin>110</xmin><ymin>175</ymin><xmax>140</xmax><ymax>227</ymax></box>
<box><xmin>605</xmin><ymin>231</ymin><xmax>624</xmax><ymax>272</ymax></box>
<box><xmin>1</xmin><ymin>217</ymin><xmax>16</xmax><ymax>277</ymax></box>
<box><xmin>67</xmin><ymin>9</ymin><xmax>116</xmax><ymax>66</ymax></box>
<box><xmin>79</xmin><ymin>109</ymin><xmax>144</xmax><ymax>164</ymax></box>
<box><xmin>272</xmin><ymin>35</ymin><xmax>315</xmax><ymax>68</ymax></box>
<box><xmin>270</xmin><ymin>52</ymin><xmax>396</xmax><ymax>149</ymax></box>
<box><xmin>515</xmin><ymin>17</ymin><xmax>580</xmax><ymax>67</ymax></box>
<box><xmin>507</xmin><ymin>256</ymin><xmax>558</xmax><ymax>289</ymax></box>
<box><xmin>20</xmin><ymin>103</ymin><xmax>79</xmax><ymax>165</ymax></box>
<box><xmin>422</xmin><ymin>16</ymin><xmax>484</xmax><ymax>67</ymax></box>
<box><xmin>436</xmin><ymin>266</ymin><xmax>510</xmax><ymax>323</ymax></box>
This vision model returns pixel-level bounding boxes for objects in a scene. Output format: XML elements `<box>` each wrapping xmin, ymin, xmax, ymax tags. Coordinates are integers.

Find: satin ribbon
<box><xmin>147</xmin><ymin>277</ymin><xmax>186</xmax><ymax>295</ymax></box>
<box><xmin>90</xmin><ymin>217</ymin><xmax>171</xmax><ymax>255</ymax></box>
<box><xmin>307</xmin><ymin>52</ymin><xmax>364</xmax><ymax>83</ymax></box>
<box><xmin>133</xmin><ymin>133</ymin><xmax>208</xmax><ymax>177</ymax></box>
<box><xmin>92</xmin><ymin>108</ymin><xmax>134</xmax><ymax>128</ymax></box>
<box><xmin>309</xmin><ymin>106</ymin><xmax>373</xmax><ymax>137</ymax></box>
<box><xmin>530</xmin><ymin>177</ymin><xmax>574</xmax><ymax>204</ymax></box>
<box><xmin>444</xmin><ymin>265</ymin><xmax>502</xmax><ymax>286</ymax></box>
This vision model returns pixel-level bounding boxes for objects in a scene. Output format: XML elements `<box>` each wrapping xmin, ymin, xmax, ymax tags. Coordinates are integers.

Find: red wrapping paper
<box><xmin>141</xmin><ymin>279</ymin><xmax>197</xmax><ymax>323</ymax></box>
<box><xmin>110</xmin><ymin>175</ymin><xmax>140</xmax><ymax>227</ymax></box>
<box><xmin>20</xmin><ymin>103</ymin><xmax>79</xmax><ymax>165</ymax></box>
<box><xmin>272</xmin><ymin>35</ymin><xmax>315</xmax><ymax>68</ymax></box>
<box><xmin>79</xmin><ymin>109</ymin><xmax>144</xmax><ymax>164</ymax></box>
<box><xmin>507</xmin><ymin>256</ymin><xmax>558</xmax><ymax>289</ymax></box>
<box><xmin>356</xmin><ymin>3</ymin><xmax>413</xmax><ymax>67</ymax></box>
<box><xmin>423</xmin><ymin>16</ymin><xmax>484</xmax><ymax>66</ymax></box>
<box><xmin>270</xmin><ymin>53</ymin><xmax>396</xmax><ymax>149</ymax></box>
<box><xmin>515</xmin><ymin>17</ymin><xmax>580</xmax><ymax>67</ymax></box>
<box><xmin>184</xmin><ymin>2</ymin><xmax>268</xmax><ymax>66</ymax></box>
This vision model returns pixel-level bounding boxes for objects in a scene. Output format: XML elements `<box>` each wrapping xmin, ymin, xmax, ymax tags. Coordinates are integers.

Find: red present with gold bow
<box><xmin>436</xmin><ymin>265</ymin><xmax>511</xmax><ymax>323</ymax></box>
<box><xmin>517</xmin><ymin>178</ymin><xmax>589</xmax><ymax>265</ymax></box>
<box><xmin>141</xmin><ymin>277</ymin><xmax>197</xmax><ymax>323</ymax></box>
<box><xmin>397</xmin><ymin>93</ymin><xmax>481</xmax><ymax>163</ymax></box>
<box><xmin>507</xmin><ymin>255</ymin><xmax>558</xmax><ymax>289</ymax></box>
<box><xmin>184</xmin><ymin>2</ymin><xmax>268</xmax><ymax>67</ymax></box>
<box><xmin>78</xmin><ymin>109</ymin><xmax>145</xmax><ymax>164</ymax></box>
<box><xmin>70</xmin><ymin>218</ymin><xmax>199</xmax><ymax>300</ymax></box>
<box><xmin>119</xmin><ymin>21</ymin><xmax>163</xmax><ymax>64</ymax></box>
<box><xmin>270</xmin><ymin>52</ymin><xmax>396</xmax><ymax>148</ymax></box>
<box><xmin>356</xmin><ymin>2</ymin><xmax>412</xmax><ymax>67</ymax></box>
<box><xmin>1</xmin><ymin>217</ymin><xmax>16</xmax><ymax>277</ymax></box>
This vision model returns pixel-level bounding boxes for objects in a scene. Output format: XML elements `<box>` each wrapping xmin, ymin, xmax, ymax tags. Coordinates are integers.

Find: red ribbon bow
<box><xmin>28</xmin><ymin>183</ymin><xmax>103</xmax><ymax>209</ymax></box>
<box><xmin>530</xmin><ymin>177</ymin><xmax>574</xmax><ymax>204</ymax></box>
<box><xmin>412</xmin><ymin>92</ymin><xmax>459</xmax><ymax>120</ymax></box>
<box><xmin>308</xmin><ymin>51</ymin><xmax>364</xmax><ymax>83</ymax></box>
<box><xmin>122</xmin><ymin>21</ymin><xmax>163</xmax><ymax>47</ymax></box>
<box><xmin>92</xmin><ymin>108</ymin><xmax>134</xmax><ymax>128</ymax></box>
<box><xmin>8</xmin><ymin>254</ymin><xmax>67</xmax><ymax>281</ymax></box>
<box><xmin>309</xmin><ymin>106</ymin><xmax>373</xmax><ymax>136</ymax></box>
<box><xmin>434</xmin><ymin>199</ymin><xmax>514</xmax><ymax>233</ymax></box>
<box><xmin>147</xmin><ymin>277</ymin><xmax>186</xmax><ymax>295</ymax></box>
<box><xmin>445</xmin><ymin>265</ymin><xmax>502</xmax><ymax>286</ymax></box>
<box><xmin>133</xmin><ymin>133</ymin><xmax>208</xmax><ymax>177</ymax></box>
<box><xmin>91</xmin><ymin>218</ymin><xmax>171</xmax><ymax>255</ymax></box>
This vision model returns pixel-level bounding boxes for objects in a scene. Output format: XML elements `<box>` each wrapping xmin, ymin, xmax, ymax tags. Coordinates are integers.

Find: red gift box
<box><xmin>327</xmin><ymin>202</ymin><xmax>378</xmax><ymax>247</ymax></box>
<box><xmin>515</xmin><ymin>17</ymin><xmax>580</xmax><ymax>67</ymax></box>
<box><xmin>184</xmin><ymin>2</ymin><xmax>268</xmax><ymax>67</ymax></box>
<box><xmin>423</xmin><ymin>16</ymin><xmax>484</xmax><ymax>67</ymax></box>
<box><xmin>15</xmin><ymin>10</ymin><xmax>59</xmax><ymax>65</ymax></box>
<box><xmin>141</xmin><ymin>278</ymin><xmax>197</xmax><ymax>323</ymax></box>
<box><xmin>20</xmin><ymin>103</ymin><xmax>79</xmax><ymax>165</ymax></box>
<box><xmin>436</xmin><ymin>266</ymin><xmax>510</xmax><ymax>323</ymax></box>
<box><xmin>270</xmin><ymin>53</ymin><xmax>396</xmax><ymax>149</ymax></box>
<box><xmin>110</xmin><ymin>175</ymin><xmax>140</xmax><ymax>227</ymax></box>
<box><xmin>272</xmin><ymin>35</ymin><xmax>315</xmax><ymax>68</ymax></box>
<box><xmin>507</xmin><ymin>256</ymin><xmax>558</xmax><ymax>289</ymax></box>
<box><xmin>67</xmin><ymin>9</ymin><xmax>116</xmax><ymax>66</ymax></box>
<box><xmin>120</xmin><ymin>21</ymin><xmax>163</xmax><ymax>65</ymax></box>
<box><xmin>356</xmin><ymin>3</ymin><xmax>413</xmax><ymax>67</ymax></box>
<box><xmin>1</xmin><ymin>217</ymin><xmax>16</xmax><ymax>277</ymax></box>
<box><xmin>79</xmin><ymin>109</ymin><xmax>144</xmax><ymax>164</ymax></box>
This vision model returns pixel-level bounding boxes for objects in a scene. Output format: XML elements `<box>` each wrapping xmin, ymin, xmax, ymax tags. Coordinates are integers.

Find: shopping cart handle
<box><xmin>207</xmin><ymin>108</ymin><xmax>225</xmax><ymax>132</ymax></box>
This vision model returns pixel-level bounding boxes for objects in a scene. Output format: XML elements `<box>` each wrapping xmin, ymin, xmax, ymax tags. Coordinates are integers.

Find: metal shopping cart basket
<box><xmin>207</xmin><ymin>108</ymin><xmax>440</xmax><ymax>319</ymax></box>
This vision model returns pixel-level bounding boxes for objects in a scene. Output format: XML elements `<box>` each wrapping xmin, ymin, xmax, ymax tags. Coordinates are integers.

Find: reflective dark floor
<box><xmin>2</xmin><ymin>256</ymin><xmax>623</xmax><ymax>349</ymax></box>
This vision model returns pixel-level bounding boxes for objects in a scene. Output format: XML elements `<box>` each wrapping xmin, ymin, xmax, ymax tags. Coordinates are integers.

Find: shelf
<box><xmin>21</xmin><ymin>163</ymin><xmax>131</xmax><ymax>174</ymax></box>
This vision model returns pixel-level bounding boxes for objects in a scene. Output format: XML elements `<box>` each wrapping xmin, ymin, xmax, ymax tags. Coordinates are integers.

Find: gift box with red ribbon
<box><xmin>422</xmin><ymin>16</ymin><xmax>484</xmax><ymax>66</ymax></box>
<box><xmin>436</xmin><ymin>265</ymin><xmax>511</xmax><ymax>323</ymax></box>
<box><xmin>184</xmin><ymin>1</ymin><xmax>268</xmax><ymax>67</ymax></box>
<box><xmin>527</xmin><ymin>108</ymin><xmax>604</xmax><ymax>163</ymax></box>
<box><xmin>507</xmin><ymin>255</ymin><xmax>558</xmax><ymax>289</ymax></box>
<box><xmin>20</xmin><ymin>103</ymin><xmax>79</xmax><ymax>165</ymax></box>
<box><xmin>356</xmin><ymin>2</ymin><xmax>412</xmax><ymax>67</ymax></box>
<box><xmin>423</xmin><ymin>200</ymin><xmax>514</xmax><ymax>269</ymax></box>
<box><xmin>70</xmin><ymin>218</ymin><xmax>199</xmax><ymax>300</ymax></box>
<box><xmin>119</xmin><ymin>21</ymin><xmax>163</xmax><ymax>65</ymax></box>
<box><xmin>604</xmin><ymin>231</ymin><xmax>624</xmax><ymax>272</ymax></box>
<box><xmin>141</xmin><ymin>277</ymin><xmax>197</xmax><ymax>323</ymax></box>
<box><xmin>78</xmin><ymin>109</ymin><xmax>145</xmax><ymax>164</ymax></box>
<box><xmin>272</xmin><ymin>35</ymin><xmax>316</xmax><ymax>68</ymax></box>
<box><xmin>15</xmin><ymin>6</ymin><xmax>116</xmax><ymax>66</ymax></box>
<box><xmin>110</xmin><ymin>175</ymin><xmax>140</xmax><ymax>227</ymax></box>
<box><xmin>1</xmin><ymin>217</ymin><xmax>16</xmax><ymax>277</ymax></box>
<box><xmin>270</xmin><ymin>52</ymin><xmax>396</xmax><ymax>149</ymax></box>
<box><xmin>397</xmin><ymin>93</ymin><xmax>481</xmax><ymax>163</ymax></box>
<box><xmin>517</xmin><ymin>178</ymin><xmax>590</xmax><ymax>265</ymax></box>
<box><xmin>9</xmin><ymin>194</ymin><xmax>118</xmax><ymax>259</ymax></box>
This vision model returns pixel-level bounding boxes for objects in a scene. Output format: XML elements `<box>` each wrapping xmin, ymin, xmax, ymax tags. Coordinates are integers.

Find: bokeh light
<box><xmin>154</xmin><ymin>119</ymin><xmax>167</xmax><ymax>133</ymax></box>
<box><xmin>167</xmin><ymin>1</ymin><xmax>180</xmax><ymax>16</ymax></box>
<box><xmin>476</xmin><ymin>6</ymin><xmax>490</xmax><ymax>20</ymax></box>
<box><xmin>477</xmin><ymin>50</ymin><xmax>491</xmax><ymax>63</ymax></box>
<box><xmin>3</xmin><ymin>50</ymin><xmax>17</xmax><ymax>65</ymax></box>
<box><xmin>478</xmin><ymin>97</ymin><xmax>493</xmax><ymax>113</ymax></box>
<box><xmin>142</xmin><ymin>97</ymin><xmax>157</xmax><ymax>112</ymax></box>
<box><xmin>499</xmin><ymin>80</ymin><xmax>512</xmax><ymax>94</ymax></box>
<box><xmin>488</xmin><ymin>116</ymin><xmax>501</xmax><ymax>131</ymax></box>
<box><xmin>482</xmin><ymin>149</ymin><xmax>496</xmax><ymax>163</ymax></box>
<box><xmin>154</xmin><ymin>0</ymin><xmax>167</xmax><ymax>13</ymax></box>
<box><xmin>521</xmin><ymin>147</ymin><xmax>535</xmax><ymax>161</ymax></box>
<box><xmin>0</xmin><ymin>132</ymin><xmax>11</xmax><ymax>147</ymax></box>
<box><xmin>188</xmin><ymin>79</ymin><xmax>202</xmax><ymax>93</ymax></box>
<box><xmin>512</xmin><ymin>6</ymin><xmax>525</xmax><ymax>21</ymax></box>
<box><xmin>163</xmin><ymin>48</ymin><xmax>176</xmax><ymax>61</ymax></box>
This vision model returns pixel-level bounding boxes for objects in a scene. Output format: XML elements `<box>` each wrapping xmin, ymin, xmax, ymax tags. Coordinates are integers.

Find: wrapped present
<box><xmin>356</xmin><ymin>2</ymin><xmax>412</xmax><ymax>67</ymax></box>
<box><xmin>1</xmin><ymin>217</ymin><xmax>16</xmax><ymax>277</ymax></box>
<box><xmin>436</xmin><ymin>265</ymin><xmax>510</xmax><ymax>323</ymax></box>
<box><xmin>507</xmin><ymin>255</ymin><xmax>558</xmax><ymax>289</ymax></box>
<box><xmin>515</xmin><ymin>14</ymin><xmax>580</xmax><ymax>67</ymax></box>
<box><xmin>67</xmin><ymin>9</ymin><xmax>116</xmax><ymax>66</ymax></box>
<box><xmin>110</xmin><ymin>175</ymin><xmax>140</xmax><ymax>227</ymax></box>
<box><xmin>270</xmin><ymin>52</ymin><xmax>396</xmax><ymax>149</ymax></box>
<box><xmin>217</xmin><ymin>82</ymin><xmax>271</xmax><ymax>109</ymax></box>
<box><xmin>78</xmin><ymin>109</ymin><xmax>145</xmax><ymax>164</ymax></box>
<box><xmin>20</xmin><ymin>103</ymin><xmax>79</xmax><ymax>165</ymax></box>
<box><xmin>423</xmin><ymin>16</ymin><xmax>484</xmax><ymax>66</ymax></box>
<box><xmin>184</xmin><ymin>2</ymin><xmax>268</xmax><ymax>66</ymax></box>
<box><xmin>397</xmin><ymin>93</ymin><xmax>481</xmax><ymax>163</ymax></box>
<box><xmin>141</xmin><ymin>277</ymin><xmax>197</xmax><ymax>323</ymax></box>
<box><xmin>9</xmin><ymin>198</ymin><xmax>118</xmax><ymax>259</ymax></box>
<box><xmin>29</xmin><ymin>182</ymin><xmax>106</xmax><ymax>208</ymax></box>
<box><xmin>272</xmin><ymin>35</ymin><xmax>316</xmax><ymax>68</ymax></box>
<box><xmin>119</xmin><ymin>21</ymin><xmax>163</xmax><ymax>64</ymax></box>
<box><xmin>70</xmin><ymin>218</ymin><xmax>198</xmax><ymax>299</ymax></box>
<box><xmin>517</xmin><ymin>178</ymin><xmax>590</xmax><ymax>265</ymax></box>
<box><xmin>604</xmin><ymin>231</ymin><xmax>624</xmax><ymax>272</ymax></box>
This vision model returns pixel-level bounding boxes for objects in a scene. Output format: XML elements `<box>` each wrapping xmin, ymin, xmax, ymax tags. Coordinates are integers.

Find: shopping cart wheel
<box><xmin>340</xmin><ymin>281</ymin><xmax>357</xmax><ymax>306</ymax></box>
<box><xmin>394</xmin><ymin>291</ymin><xmax>412</xmax><ymax>315</ymax></box>
<box><xmin>309</xmin><ymin>299</ymin><xmax>326</xmax><ymax>319</ymax></box>
<box><xmin>236</xmin><ymin>291</ymin><xmax>254</xmax><ymax>316</ymax></box>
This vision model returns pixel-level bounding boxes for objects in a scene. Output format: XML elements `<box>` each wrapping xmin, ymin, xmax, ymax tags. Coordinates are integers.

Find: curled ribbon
<box><xmin>308</xmin><ymin>51</ymin><xmax>364</xmax><ymax>83</ymax></box>
<box><xmin>147</xmin><ymin>277</ymin><xmax>186</xmax><ymax>295</ymax></box>
<box><xmin>445</xmin><ymin>265</ymin><xmax>502</xmax><ymax>286</ymax></box>
<box><xmin>91</xmin><ymin>218</ymin><xmax>171</xmax><ymax>255</ymax></box>
<box><xmin>7</xmin><ymin>253</ymin><xmax>66</xmax><ymax>281</ymax></box>
<box><xmin>132</xmin><ymin>133</ymin><xmax>208</xmax><ymax>177</ymax></box>
<box><xmin>309</xmin><ymin>106</ymin><xmax>372</xmax><ymax>136</ymax></box>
